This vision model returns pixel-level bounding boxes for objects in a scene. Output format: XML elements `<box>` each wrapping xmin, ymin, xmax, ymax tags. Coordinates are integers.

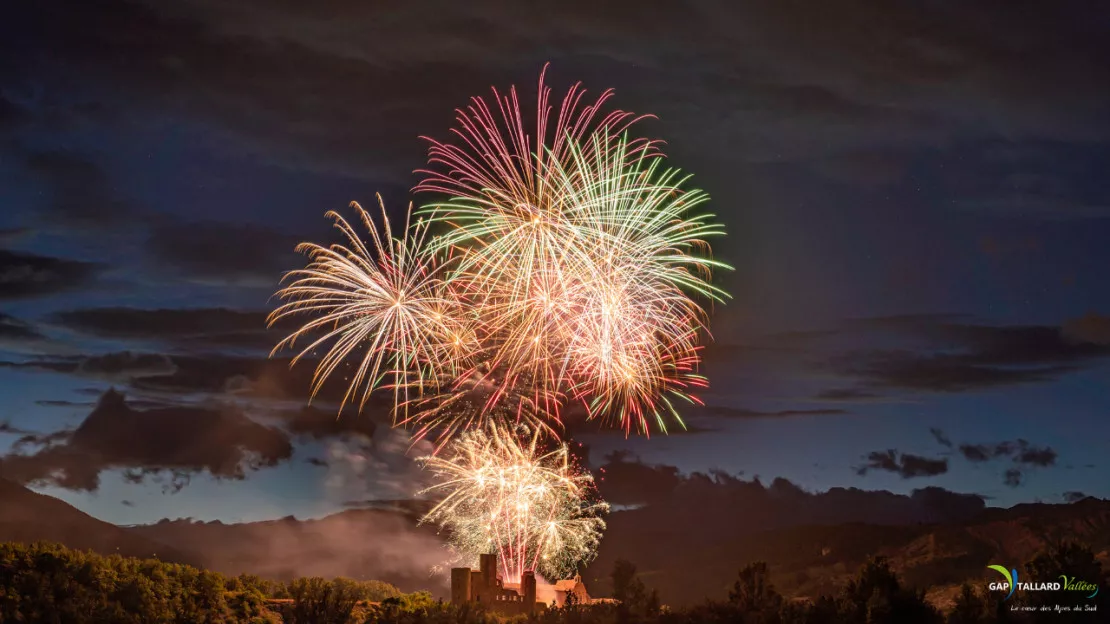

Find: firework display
<box><xmin>269</xmin><ymin>196</ymin><xmax>474</xmax><ymax>416</ymax></box>
<box><xmin>270</xmin><ymin>67</ymin><xmax>730</xmax><ymax>442</ymax></box>
<box><xmin>418</xmin><ymin>423</ymin><xmax>607</xmax><ymax>584</ymax></box>
<box><xmin>270</xmin><ymin>66</ymin><xmax>729</xmax><ymax>579</ymax></box>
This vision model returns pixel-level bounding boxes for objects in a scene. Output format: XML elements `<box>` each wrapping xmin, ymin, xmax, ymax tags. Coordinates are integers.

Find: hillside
<box><xmin>0</xmin><ymin>477</ymin><xmax>200</xmax><ymax>566</ymax></box>
<box><xmin>587</xmin><ymin>496</ymin><xmax>1110</xmax><ymax>606</ymax></box>
<box><xmin>127</xmin><ymin>507</ymin><xmax>449</xmax><ymax>595</ymax></box>
<box><xmin>3</xmin><ymin>478</ymin><xmax>1108</xmax><ymax>610</ymax></box>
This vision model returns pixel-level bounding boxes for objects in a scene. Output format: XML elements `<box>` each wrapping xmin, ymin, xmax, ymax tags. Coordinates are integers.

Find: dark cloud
<box><xmin>0</xmin><ymin>95</ymin><xmax>30</xmax><ymax>130</ymax></box>
<box><xmin>855</xmin><ymin>449</ymin><xmax>949</xmax><ymax>479</ymax></box>
<box><xmin>958</xmin><ymin>444</ymin><xmax>993</xmax><ymax>463</ymax></box>
<box><xmin>1</xmin><ymin>353</ymin><xmax>184</xmax><ymax>399</ymax></box>
<box><xmin>0</xmin><ymin>312</ymin><xmax>46</xmax><ymax>342</ymax></box>
<box><xmin>0</xmin><ymin>228</ymin><xmax>33</xmax><ymax>245</ymax></box>
<box><xmin>1015</xmin><ymin>445</ymin><xmax>1057</xmax><ymax>468</ymax></box>
<box><xmin>23</xmin><ymin>149</ymin><xmax>138</xmax><ymax>227</ymax></box>
<box><xmin>0</xmin><ymin>388</ymin><xmax>292</xmax><ymax>491</ymax></box>
<box><xmin>1063</xmin><ymin>313</ymin><xmax>1110</xmax><ymax>346</ymax></box>
<box><xmin>7</xmin><ymin>351</ymin><xmax>178</xmax><ymax>382</ymax></box>
<box><xmin>702</xmin><ymin>406</ymin><xmax>848</xmax><ymax>419</ymax></box>
<box><xmin>950</xmin><ymin>142</ymin><xmax>1110</xmax><ymax>221</ymax></box>
<box><xmin>814</xmin><ymin>387</ymin><xmax>881</xmax><ymax>402</ymax></box>
<box><xmin>841</xmin><ymin>350</ymin><xmax>1075</xmax><ymax>392</ymax></box>
<box><xmin>0</xmin><ymin>420</ymin><xmax>32</xmax><ymax>436</ymax></box>
<box><xmin>34</xmin><ymin>399</ymin><xmax>89</xmax><ymax>407</ymax></box>
<box><xmin>127</xmin><ymin>352</ymin><xmax>361</xmax><ymax>408</ymax></box>
<box><xmin>0</xmin><ymin>250</ymin><xmax>99</xmax><ymax>299</ymax></box>
<box><xmin>1003</xmin><ymin>468</ymin><xmax>1023</xmax><ymax>488</ymax></box>
<box><xmin>145</xmin><ymin>221</ymin><xmax>302</xmax><ymax>287</ymax></box>
<box><xmin>76</xmin><ymin>351</ymin><xmax>177</xmax><ymax>380</ymax></box>
<box><xmin>10</xmin><ymin>429</ymin><xmax>72</xmax><ymax>453</ymax></box>
<box><xmin>830</xmin><ymin>317</ymin><xmax>1110</xmax><ymax>392</ymax></box>
<box><xmin>51</xmin><ymin>307</ymin><xmax>276</xmax><ymax>350</ymax></box>
<box><xmin>281</xmin><ymin>406</ymin><xmax>378</xmax><ymax>441</ymax></box>
<box><xmin>3</xmin><ymin>0</ymin><xmax>1109</xmax><ymax>206</ymax></box>
<box><xmin>1063</xmin><ymin>491</ymin><xmax>1088</xmax><ymax>503</ymax></box>
<box><xmin>929</xmin><ymin>427</ymin><xmax>952</xmax><ymax>448</ymax></box>
<box><xmin>957</xmin><ymin>438</ymin><xmax>1057</xmax><ymax>468</ymax></box>
<box><xmin>595</xmin><ymin>450</ymin><xmax>683</xmax><ymax>507</ymax></box>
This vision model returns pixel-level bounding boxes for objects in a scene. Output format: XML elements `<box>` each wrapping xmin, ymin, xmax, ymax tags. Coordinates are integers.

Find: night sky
<box><xmin>1</xmin><ymin>1</ymin><xmax>1108</xmax><ymax>526</ymax></box>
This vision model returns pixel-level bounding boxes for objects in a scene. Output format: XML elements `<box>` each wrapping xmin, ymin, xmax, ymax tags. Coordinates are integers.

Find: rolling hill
<box><xmin>127</xmin><ymin>507</ymin><xmax>448</xmax><ymax>594</ymax></box>
<box><xmin>0</xmin><ymin>477</ymin><xmax>201</xmax><ymax>566</ymax></box>
<box><xmin>2</xmin><ymin>478</ymin><xmax>1106</xmax><ymax>608</ymax></box>
<box><xmin>586</xmin><ymin>496</ymin><xmax>1110</xmax><ymax>606</ymax></box>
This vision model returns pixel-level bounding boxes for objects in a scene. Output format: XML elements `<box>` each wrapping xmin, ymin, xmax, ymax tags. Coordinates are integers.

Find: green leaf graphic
<box><xmin>988</xmin><ymin>565</ymin><xmax>1012</xmax><ymax>587</ymax></box>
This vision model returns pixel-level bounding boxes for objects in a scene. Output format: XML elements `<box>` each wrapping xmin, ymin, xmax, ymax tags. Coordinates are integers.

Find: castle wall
<box><xmin>450</xmin><ymin>553</ymin><xmax>548</xmax><ymax>616</ymax></box>
<box><xmin>522</xmin><ymin>571</ymin><xmax>537</xmax><ymax>608</ymax></box>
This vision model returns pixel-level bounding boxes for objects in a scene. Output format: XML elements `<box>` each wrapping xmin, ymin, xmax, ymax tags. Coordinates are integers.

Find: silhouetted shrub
<box><xmin>3</xmin><ymin>540</ymin><xmax>1105</xmax><ymax>623</ymax></box>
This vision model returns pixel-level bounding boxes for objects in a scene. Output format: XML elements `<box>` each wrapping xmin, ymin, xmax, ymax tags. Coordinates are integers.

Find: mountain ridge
<box><xmin>2</xmin><ymin>477</ymin><xmax>1106</xmax><ymax>607</ymax></box>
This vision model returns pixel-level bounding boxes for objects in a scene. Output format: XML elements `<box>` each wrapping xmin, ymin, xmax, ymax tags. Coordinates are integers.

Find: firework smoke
<box><xmin>417</xmin><ymin>423</ymin><xmax>607</xmax><ymax>584</ymax></box>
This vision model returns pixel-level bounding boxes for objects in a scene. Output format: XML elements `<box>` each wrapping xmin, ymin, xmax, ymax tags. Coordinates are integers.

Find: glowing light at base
<box><xmin>417</xmin><ymin>423</ymin><xmax>608</xmax><ymax>584</ymax></box>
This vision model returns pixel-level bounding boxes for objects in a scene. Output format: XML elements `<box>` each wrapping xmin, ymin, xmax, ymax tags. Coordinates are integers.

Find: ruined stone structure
<box><xmin>449</xmin><ymin>553</ymin><xmax>544</xmax><ymax>615</ymax></box>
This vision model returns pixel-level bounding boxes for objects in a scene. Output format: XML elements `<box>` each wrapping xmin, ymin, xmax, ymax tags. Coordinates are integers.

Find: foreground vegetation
<box><xmin>1</xmin><ymin>540</ymin><xmax>1105</xmax><ymax>623</ymax></box>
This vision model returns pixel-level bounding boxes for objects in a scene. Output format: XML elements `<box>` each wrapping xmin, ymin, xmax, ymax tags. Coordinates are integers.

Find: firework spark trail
<box><xmin>267</xmin><ymin>196</ymin><xmax>475</xmax><ymax>416</ymax></box>
<box><xmin>547</xmin><ymin>133</ymin><xmax>731</xmax><ymax>434</ymax></box>
<box><xmin>417</xmin><ymin>423</ymin><xmax>607</xmax><ymax>584</ymax></box>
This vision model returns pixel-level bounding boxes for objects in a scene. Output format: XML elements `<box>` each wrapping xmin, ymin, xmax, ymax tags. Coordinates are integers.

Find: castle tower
<box><xmin>450</xmin><ymin>568</ymin><xmax>472</xmax><ymax>604</ymax></box>
<box><xmin>479</xmin><ymin>553</ymin><xmax>498</xmax><ymax>590</ymax></box>
<box><xmin>522</xmin><ymin>570</ymin><xmax>537</xmax><ymax>613</ymax></box>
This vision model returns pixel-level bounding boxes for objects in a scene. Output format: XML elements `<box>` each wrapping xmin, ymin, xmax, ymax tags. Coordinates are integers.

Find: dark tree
<box><xmin>286</xmin><ymin>577</ymin><xmax>360</xmax><ymax>624</ymax></box>
<box><xmin>947</xmin><ymin>583</ymin><xmax>988</xmax><ymax>624</ymax></box>
<box><xmin>611</xmin><ymin>559</ymin><xmax>659</xmax><ymax>622</ymax></box>
<box><xmin>838</xmin><ymin>557</ymin><xmax>941</xmax><ymax>624</ymax></box>
<box><xmin>730</xmin><ymin>562</ymin><xmax>784</xmax><ymax>614</ymax></box>
<box><xmin>1023</xmin><ymin>542</ymin><xmax>1107</xmax><ymax>623</ymax></box>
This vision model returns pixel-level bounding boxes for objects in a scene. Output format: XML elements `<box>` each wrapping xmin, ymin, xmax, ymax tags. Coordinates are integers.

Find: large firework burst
<box><xmin>267</xmin><ymin>196</ymin><xmax>475</xmax><ymax>414</ymax></box>
<box><xmin>417</xmin><ymin>423</ymin><xmax>607</xmax><ymax>584</ymax></box>
<box><xmin>414</xmin><ymin>69</ymin><xmax>730</xmax><ymax>436</ymax></box>
<box><xmin>270</xmin><ymin>66</ymin><xmax>730</xmax><ymax>442</ymax></box>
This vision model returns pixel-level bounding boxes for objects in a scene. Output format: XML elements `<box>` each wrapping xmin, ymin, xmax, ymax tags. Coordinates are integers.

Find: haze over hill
<box><xmin>3</xmin><ymin>475</ymin><xmax>1107</xmax><ymax>607</ymax></box>
<box><xmin>128</xmin><ymin>507</ymin><xmax>449</xmax><ymax>595</ymax></box>
<box><xmin>0</xmin><ymin>477</ymin><xmax>201</xmax><ymax>566</ymax></box>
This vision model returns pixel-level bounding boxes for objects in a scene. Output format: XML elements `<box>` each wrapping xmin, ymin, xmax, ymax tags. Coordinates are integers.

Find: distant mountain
<box><xmin>127</xmin><ymin>508</ymin><xmax>449</xmax><ymax>595</ymax></box>
<box><xmin>3</xmin><ymin>477</ymin><xmax>1107</xmax><ymax>610</ymax></box>
<box><xmin>0</xmin><ymin>477</ymin><xmax>200</xmax><ymax>566</ymax></box>
<box><xmin>586</xmin><ymin>495</ymin><xmax>1110</xmax><ymax>607</ymax></box>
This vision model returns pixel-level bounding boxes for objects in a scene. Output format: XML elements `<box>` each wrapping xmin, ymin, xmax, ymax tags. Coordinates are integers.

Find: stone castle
<box><xmin>450</xmin><ymin>553</ymin><xmax>592</xmax><ymax>615</ymax></box>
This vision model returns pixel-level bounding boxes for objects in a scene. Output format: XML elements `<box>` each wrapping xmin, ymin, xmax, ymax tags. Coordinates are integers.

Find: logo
<box><xmin>987</xmin><ymin>565</ymin><xmax>1100</xmax><ymax>600</ymax></box>
<box><xmin>988</xmin><ymin>565</ymin><xmax>1018</xmax><ymax>601</ymax></box>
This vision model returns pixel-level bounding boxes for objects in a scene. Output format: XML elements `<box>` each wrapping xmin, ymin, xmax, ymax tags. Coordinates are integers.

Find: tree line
<box><xmin>1</xmin><ymin>540</ymin><xmax>1105</xmax><ymax>623</ymax></box>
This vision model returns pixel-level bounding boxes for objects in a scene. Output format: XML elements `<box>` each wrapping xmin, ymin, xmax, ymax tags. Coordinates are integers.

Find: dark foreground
<box><xmin>1</xmin><ymin>541</ymin><xmax>1105</xmax><ymax>623</ymax></box>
